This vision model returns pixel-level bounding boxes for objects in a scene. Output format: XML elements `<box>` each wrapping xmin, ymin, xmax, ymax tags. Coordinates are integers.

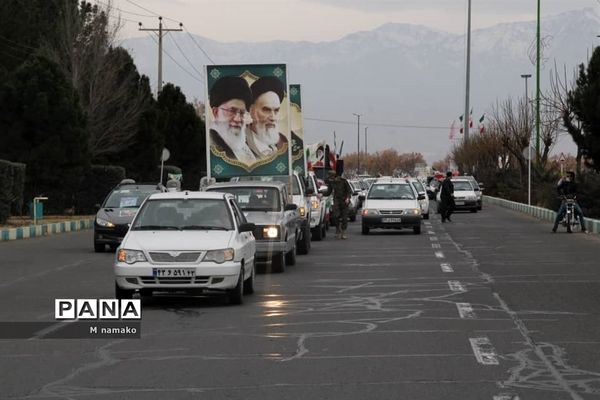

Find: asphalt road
<box><xmin>1</xmin><ymin>204</ymin><xmax>600</xmax><ymax>400</ymax></box>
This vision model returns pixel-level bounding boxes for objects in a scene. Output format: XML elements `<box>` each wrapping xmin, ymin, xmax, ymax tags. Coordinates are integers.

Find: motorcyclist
<box><xmin>552</xmin><ymin>171</ymin><xmax>586</xmax><ymax>233</ymax></box>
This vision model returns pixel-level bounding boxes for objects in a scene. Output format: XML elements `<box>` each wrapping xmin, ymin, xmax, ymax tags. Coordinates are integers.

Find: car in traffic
<box><xmin>206</xmin><ymin>181</ymin><xmax>300</xmax><ymax>272</ymax></box>
<box><xmin>461</xmin><ymin>175</ymin><xmax>484</xmax><ymax>210</ymax></box>
<box><xmin>361</xmin><ymin>177</ymin><xmax>424</xmax><ymax>235</ymax></box>
<box><xmin>436</xmin><ymin>178</ymin><xmax>479</xmax><ymax>212</ymax></box>
<box><xmin>94</xmin><ymin>179</ymin><xmax>165</xmax><ymax>252</ymax></box>
<box><xmin>230</xmin><ymin>172</ymin><xmax>312</xmax><ymax>254</ymax></box>
<box><xmin>114</xmin><ymin>191</ymin><xmax>256</xmax><ymax>304</ymax></box>
<box><xmin>408</xmin><ymin>177</ymin><xmax>430</xmax><ymax>219</ymax></box>
<box><xmin>306</xmin><ymin>171</ymin><xmax>327</xmax><ymax>240</ymax></box>
<box><xmin>347</xmin><ymin>180</ymin><xmax>360</xmax><ymax>222</ymax></box>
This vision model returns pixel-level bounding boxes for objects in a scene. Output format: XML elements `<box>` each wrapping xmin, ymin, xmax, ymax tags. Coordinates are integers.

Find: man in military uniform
<box><xmin>325</xmin><ymin>169</ymin><xmax>353</xmax><ymax>239</ymax></box>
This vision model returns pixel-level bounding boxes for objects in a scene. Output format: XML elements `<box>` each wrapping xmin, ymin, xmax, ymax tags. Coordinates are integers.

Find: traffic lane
<box><xmin>442</xmin><ymin>204</ymin><xmax>600</xmax><ymax>396</ymax></box>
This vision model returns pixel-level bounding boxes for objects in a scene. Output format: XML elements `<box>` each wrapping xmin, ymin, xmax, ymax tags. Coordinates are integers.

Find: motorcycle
<box><xmin>560</xmin><ymin>196</ymin><xmax>579</xmax><ymax>233</ymax></box>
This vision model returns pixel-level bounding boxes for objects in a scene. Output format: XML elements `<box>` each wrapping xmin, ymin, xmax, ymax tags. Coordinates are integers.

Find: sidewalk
<box><xmin>0</xmin><ymin>215</ymin><xmax>95</xmax><ymax>242</ymax></box>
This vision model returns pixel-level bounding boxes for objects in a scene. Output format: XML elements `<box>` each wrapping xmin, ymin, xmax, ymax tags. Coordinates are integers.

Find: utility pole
<box><xmin>535</xmin><ymin>0</ymin><xmax>541</xmax><ymax>161</ymax></box>
<box><xmin>364</xmin><ymin>126</ymin><xmax>368</xmax><ymax>157</ymax></box>
<box><xmin>139</xmin><ymin>17</ymin><xmax>183</xmax><ymax>94</ymax></box>
<box><xmin>353</xmin><ymin>113</ymin><xmax>362</xmax><ymax>174</ymax></box>
<box><xmin>463</xmin><ymin>0</ymin><xmax>472</xmax><ymax>142</ymax></box>
<box><xmin>521</xmin><ymin>74</ymin><xmax>532</xmax><ymax>205</ymax></box>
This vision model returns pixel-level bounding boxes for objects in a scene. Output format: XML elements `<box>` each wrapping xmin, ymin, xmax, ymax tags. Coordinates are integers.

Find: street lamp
<box><xmin>521</xmin><ymin>73</ymin><xmax>532</xmax><ymax>205</ymax></box>
<box><xmin>353</xmin><ymin>113</ymin><xmax>362</xmax><ymax>174</ymax></box>
<box><xmin>364</xmin><ymin>126</ymin><xmax>368</xmax><ymax>160</ymax></box>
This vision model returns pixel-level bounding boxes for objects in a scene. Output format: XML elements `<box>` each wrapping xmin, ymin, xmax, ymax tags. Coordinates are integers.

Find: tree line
<box><xmin>0</xmin><ymin>0</ymin><xmax>205</xmax><ymax>219</ymax></box>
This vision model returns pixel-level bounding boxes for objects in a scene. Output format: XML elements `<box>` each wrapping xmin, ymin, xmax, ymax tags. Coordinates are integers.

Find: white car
<box><xmin>114</xmin><ymin>191</ymin><xmax>256</xmax><ymax>305</ymax></box>
<box><xmin>408</xmin><ymin>177</ymin><xmax>430</xmax><ymax>219</ymax></box>
<box><xmin>361</xmin><ymin>178</ymin><xmax>424</xmax><ymax>235</ymax></box>
<box><xmin>436</xmin><ymin>178</ymin><xmax>478</xmax><ymax>212</ymax></box>
<box><xmin>307</xmin><ymin>171</ymin><xmax>327</xmax><ymax>240</ymax></box>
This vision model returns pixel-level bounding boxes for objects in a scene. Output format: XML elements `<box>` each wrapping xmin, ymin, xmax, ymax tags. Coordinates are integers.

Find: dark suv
<box><xmin>94</xmin><ymin>180</ymin><xmax>164</xmax><ymax>252</ymax></box>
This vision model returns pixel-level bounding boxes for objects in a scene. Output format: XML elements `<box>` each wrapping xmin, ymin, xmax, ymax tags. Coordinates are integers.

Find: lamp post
<box><xmin>521</xmin><ymin>74</ymin><xmax>532</xmax><ymax>205</ymax></box>
<box><xmin>364</xmin><ymin>126</ymin><xmax>368</xmax><ymax>160</ymax></box>
<box><xmin>463</xmin><ymin>0</ymin><xmax>472</xmax><ymax>142</ymax></box>
<box><xmin>353</xmin><ymin>113</ymin><xmax>362</xmax><ymax>174</ymax></box>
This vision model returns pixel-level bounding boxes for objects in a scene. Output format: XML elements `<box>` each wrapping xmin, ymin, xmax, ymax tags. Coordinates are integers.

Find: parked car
<box><xmin>347</xmin><ymin>181</ymin><xmax>360</xmax><ymax>222</ymax></box>
<box><xmin>230</xmin><ymin>172</ymin><xmax>312</xmax><ymax>254</ymax></box>
<box><xmin>461</xmin><ymin>175</ymin><xmax>483</xmax><ymax>210</ymax></box>
<box><xmin>307</xmin><ymin>171</ymin><xmax>327</xmax><ymax>240</ymax></box>
<box><xmin>94</xmin><ymin>179</ymin><xmax>165</xmax><ymax>252</ymax></box>
<box><xmin>408</xmin><ymin>177</ymin><xmax>430</xmax><ymax>219</ymax></box>
<box><xmin>436</xmin><ymin>178</ymin><xmax>478</xmax><ymax>212</ymax></box>
<box><xmin>206</xmin><ymin>181</ymin><xmax>300</xmax><ymax>272</ymax></box>
<box><xmin>114</xmin><ymin>191</ymin><xmax>256</xmax><ymax>304</ymax></box>
<box><xmin>361</xmin><ymin>177</ymin><xmax>424</xmax><ymax>235</ymax></box>
<box><xmin>350</xmin><ymin>179</ymin><xmax>368</xmax><ymax>209</ymax></box>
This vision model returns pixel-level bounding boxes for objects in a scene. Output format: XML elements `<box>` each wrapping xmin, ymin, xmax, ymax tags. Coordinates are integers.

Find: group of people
<box><xmin>209</xmin><ymin>75</ymin><xmax>289</xmax><ymax>165</ymax></box>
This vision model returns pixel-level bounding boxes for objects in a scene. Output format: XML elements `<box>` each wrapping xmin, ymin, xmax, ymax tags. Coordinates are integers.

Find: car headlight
<box><xmin>409</xmin><ymin>208</ymin><xmax>421</xmax><ymax>215</ymax></box>
<box><xmin>204</xmin><ymin>248</ymin><xmax>234</xmax><ymax>264</ymax></box>
<box><xmin>362</xmin><ymin>209</ymin><xmax>379</xmax><ymax>216</ymax></box>
<box><xmin>262</xmin><ymin>226</ymin><xmax>280</xmax><ymax>239</ymax></box>
<box><xmin>467</xmin><ymin>195</ymin><xmax>477</xmax><ymax>200</ymax></box>
<box><xmin>311</xmin><ymin>200</ymin><xmax>320</xmax><ymax>209</ymax></box>
<box><xmin>96</xmin><ymin>217</ymin><xmax>115</xmax><ymax>228</ymax></box>
<box><xmin>117</xmin><ymin>249</ymin><xmax>147</xmax><ymax>264</ymax></box>
<box><xmin>299</xmin><ymin>207</ymin><xmax>306</xmax><ymax>217</ymax></box>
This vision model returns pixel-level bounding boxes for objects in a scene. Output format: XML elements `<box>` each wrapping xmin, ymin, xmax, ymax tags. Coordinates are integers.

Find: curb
<box><xmin>0</xmin><ymin>219</ymin><xmax>94</xmax><ymax>242</ymax></box>
<box><xmin>483</xmin><ymin>196</ymin><xmax>600</xmax><ymax>234</ymax></box>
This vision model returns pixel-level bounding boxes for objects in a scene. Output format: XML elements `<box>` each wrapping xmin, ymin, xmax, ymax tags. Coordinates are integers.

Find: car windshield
<box><xmin>210</xmin><ymin>187</ymin><xmax>281</xmax><ymax>212</ymax></box>
<box><xmin>234</xmin><ymin>176</ymin><xmax>300</xmax><ymax>195</ymax></box>
<box><xmin>411</xmin><ymin>180</ymin><xmax>425</xmax><ymax>193</ymax></box>
<box><xmin>131</xmin><ymin>199</ymin><xmax>234</xmax><ymax>230</ymax></box>
<box><xmin>452</xmin><ymin>181</ymin><xmax>474</xmax><ymax>191</ymax></box>
<box><xmin>307</xmin><ymin>175</ymin><xmax>316</xmax><ymax>193</ymax></box>
<box><xmin>368</xmin><ymin>184</ymin><xmax>415</xmax><ymax>200</ymax></box>
<box><xmin>103</xmin><ymin>188</ymin><xmax>159</xmax><ymax>208</ymax></box>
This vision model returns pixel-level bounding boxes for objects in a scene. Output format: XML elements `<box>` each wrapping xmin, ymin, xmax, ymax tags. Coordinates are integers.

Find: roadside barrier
<box><xmin>483</xmin><ymin>196</ymin><xmax>599</xmax><ymax>234</ymax></box>
<box><xmin>0</xmin><ymin>219</ymin><xmax>94</xmax><ymax>242</ymax></box>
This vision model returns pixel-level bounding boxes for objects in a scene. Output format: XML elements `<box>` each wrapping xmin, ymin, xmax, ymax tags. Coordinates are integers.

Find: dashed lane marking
<box><xmin>429</xmin><ymin>236</ymin><xmax>438</xmax><ymax>241</ymax></box>
<box><xmin>434</xmin><ymin>251</ymin><xmax>444</xmax><ymax>259</ymax></box>
<box><xmin>469</xmin><ymin>337</ymin><xmax>499</xmax><ymax>365</ymax></box>
<box><xmin>448</xmin><ymin>280</ymin><xmax>466</xmax><ymax>292</ymax></box>
<box><xmin>456</xmin><ymin>302</ymin><xmax>476</xmax><ymax>319</ymax></box>
<box><xmin>440</xmin><ymin>263</ymin><xmax>454</xmax><ymax>273</ymax></box>
<box><xmin>431</xmin><ymin>243</ymin><xmax>441</xmax><ymax>249</ymax></box>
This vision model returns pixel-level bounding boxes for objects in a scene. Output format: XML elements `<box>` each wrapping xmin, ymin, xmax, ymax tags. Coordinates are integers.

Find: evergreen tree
<box><xmin>0</xmin><ymin>56</ymin><xmax>89</xmax><ymax>212</ymax></box>
<box><xmin>567</xmin><ymin>47</ymin><xmax>600</xmax><ymax>171</ymax></box>
<box><xmin>157</xmin><ymin>84</ymin><xmax>206</xmax><ymax>190</ymax></box>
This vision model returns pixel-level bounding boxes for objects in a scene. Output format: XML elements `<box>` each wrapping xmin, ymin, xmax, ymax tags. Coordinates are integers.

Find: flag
<box><xmin>458</xmin><ymin>114</ymin><xmax>464</xmax><ymax>134</ymax></box>
<box><xmin>449</xmin><ymin>120</ymin><xmax>458</xmax><ymax>140</ymax></box>
<box><xmin>469</xmin><ymin>109</ymin><xmax>473</xmax><ymax>128</ymax></box>
<box><xmin>478</xmin><ymin>114</ymin><xmax>485</xmax><ymax>134</ymax></box>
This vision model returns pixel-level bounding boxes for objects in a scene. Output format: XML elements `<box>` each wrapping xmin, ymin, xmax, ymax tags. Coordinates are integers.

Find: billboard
<box><xmin>205</xmin><ymin>64</ymin><xmax>290</xmax><ymax>179</ymax></box>
<box><xmin>289</xmin><ymin>84</ymin><xmax>306</xmax><ymax>176</ymax></box>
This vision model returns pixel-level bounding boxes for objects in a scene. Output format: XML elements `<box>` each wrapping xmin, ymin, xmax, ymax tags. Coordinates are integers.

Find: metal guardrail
<box><xmin>483</xmin><ymin>195</ymin><xmax>599</xmax><ymax>234</ymax></box>
<box><xmin>1</xmin><ymin>219</ymin><xmax>94</xmax><ymax>242</ymax></box>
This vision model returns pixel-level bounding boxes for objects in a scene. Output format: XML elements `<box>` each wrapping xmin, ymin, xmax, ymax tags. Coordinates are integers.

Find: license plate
<box><xmin>382</xmin><ymin>217</ymin><xmax>402</xmax><ymax>223</ymax></box>
<box><xmin>455</xmin><ymin>201</ymin><xmax>465</xmax><ymax>205</ymax></box>
<box><xmin>152</xmin><ymin>268</ymin><xmax>196</xmax><ymax>278</ymax></box>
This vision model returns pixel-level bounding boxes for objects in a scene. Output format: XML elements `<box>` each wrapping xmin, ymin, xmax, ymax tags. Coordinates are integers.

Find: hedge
<box><xmin>76</xmin><ymin>165</ymin><xmax>126</xmax><ymax>214</ymax></box>
<box><xmin>0</xmin><ymin>159</ymin><xmax>26</xmax><ymax>224</ymax></box>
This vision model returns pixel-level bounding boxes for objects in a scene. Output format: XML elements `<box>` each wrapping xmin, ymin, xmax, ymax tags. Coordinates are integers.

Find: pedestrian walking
<box><xmin>439</xmin><ymin>171</ymin><xmax>455</xmax><ymax>223</ymax></box>
<box><xmin>325</xmin><ymin>169</ymin><xmax>353</xmax><ymax>239</ymax></box>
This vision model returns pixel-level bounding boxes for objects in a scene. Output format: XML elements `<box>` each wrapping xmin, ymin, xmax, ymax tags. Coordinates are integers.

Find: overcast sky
<box><xmin>113</xmin><ymin>0</ymin><xmax>598</xmax><ymax>42</ymax></box>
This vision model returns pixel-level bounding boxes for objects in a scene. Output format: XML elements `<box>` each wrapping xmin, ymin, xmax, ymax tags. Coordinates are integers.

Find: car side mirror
<box><xmin>318</xmin><ymin>185</ymin><xmax>329</xmax><ymax>195</ymax></box>
<box><xmin>417</xmin><ymin>194</ymin><xmax>426</xmax><ymax>200</ymax></box>
<box><xmin>353</xmin><ymin>190</ymin><xmax>360</xmax><ymax>195</ymax></box>
<box><xmin>285</xmin><ymin>203</ymin><xmax>298</xmax><ymax>211</ymax></box>
<box><xmin>306</xmin><ymin>187</ymin><xmax>314</xmax><ymax>195</ymax></box>
<box><xmin>239</xmin><ymin>222</ymin><xmax>255</xmax><ymax>233</ymax></box>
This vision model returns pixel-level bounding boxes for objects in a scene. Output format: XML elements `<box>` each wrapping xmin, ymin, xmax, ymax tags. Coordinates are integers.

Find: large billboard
<box><xmin>205</xmin><ymin>64</ymin><xmax>290</xmax><ymax>179</ymax></box>
<box><xmin>289</xmin><ymin>84</ymin><xmax>306</xmax><ymax>176</ymax></box>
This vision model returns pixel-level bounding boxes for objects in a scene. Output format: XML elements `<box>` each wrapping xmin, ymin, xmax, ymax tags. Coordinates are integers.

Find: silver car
<box><xmin>207</xmin><ymin>181</ymin><xmax>300</xmax><ymax>273</ymax></box>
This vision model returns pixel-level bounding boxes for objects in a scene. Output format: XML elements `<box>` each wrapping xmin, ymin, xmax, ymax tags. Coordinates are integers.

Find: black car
<box><xmin>94</xmin><ymin>180</ymin><xmax>165</xmax><ymax>252</ymax></box>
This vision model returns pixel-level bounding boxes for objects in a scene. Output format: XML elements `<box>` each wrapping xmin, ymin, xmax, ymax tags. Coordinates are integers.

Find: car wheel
<box><xmin>322</xmin><ymin>224</ymin><xmax>327</xmax><ymax>238</ymax></box>
<box><xmin>271</xmin><ymin>252</ymin><xmax>286</xmax><ymax>273</ymax></box>
<box><xmin>477</xmin><ymin>206</ymin><xmax>482</xmax><ymax>211</ymax></box>
<box><xmin>470</xmin><ymin>208</ymin><xmax>477</xmax><ymax>213</ymax></box>
<box><xmin>243</xmin><ymin>260</ymin><xmax>255</xmax><ymax>295</ymax></box>
<box><xmin>94</xmin><ymin>242</ymin><xmax>105</xmax><ymax>253</ymax></box>
<box><xmin>285</xmin><ymin>244</ymin><xmax>297</xmax><ymax>266</ymax></box>
<box><xmin>413</xmin><ymin>225</ymin><xmax>422</xmax><ymax>235</ymax></box>
<box><xmin>228</xmin><ymin>271</ymin><xmax>244</xmax><ymax>305</ymax></box>
<box><xmin>311</xmin><ymin>224</ymin><xmax>324</xmax><ymax>241</ymax></box>
<box><xmin>423</xmin><ymin>212</ymin><xmax>429</xmax><ymax>220</ymax></box>
<box><xmin>115</xmin><ymin>282</ymin><xmax>134</xmax><ymax>300</ymax></box>
<box><xmin>349</xmin><ymin>212</ymin><xmax>357</xmax><ymax>222</ymax></box>
<box><xmin>297</xmin><ymin>226</ymin><xmax>310</xmax><ymax>254</ymax></box>
<box><xmin>361</xmin><ymin>225</ymin><xmax>370</xmax><ymax>235</ymax></box>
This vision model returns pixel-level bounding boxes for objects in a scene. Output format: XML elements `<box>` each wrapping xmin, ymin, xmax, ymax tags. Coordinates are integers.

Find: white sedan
<box><xmin>114</xmin><ymin>191</ymin><xmax>256</xmax><ymax>305</ymax></box>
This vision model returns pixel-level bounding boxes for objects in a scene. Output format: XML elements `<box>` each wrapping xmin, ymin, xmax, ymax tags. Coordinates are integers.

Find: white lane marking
<box><xmin>493</xmin><ymin>395</ymin><xmax>520</xmax><ymax>400</ymax></box>
<box><xmin>440</xmin><ymin>263</ymin><xmax>454</xmax><ymax>273</ymax></box>
<box><xmin>434</xmin><ymin>251</ymin><xmax>444</xmax><ymax>258</ymax></box>
<box><xmin>431</xmin><ymin>243</ymin><xmax>441</xmax><ymax>249</ymax></box>
<box><xmin>448</xmin><ymin>281</ymin><xmax>466</xmax><ymax>292</ymax></box>
<box><xmin>456</xmin><ymin>302</ymin><xmax>476</xmax><ymax>319</ymax></box>
<box><xmin>336</xmin><ymin>282</ymin><xmax>373</xmax><ymax>293</ymax></box>
<box><xmin>469</xmin><ymin>337</ymin><xmax>499</xmax><ymax>365</ymax></box>
<box><xmin>429</xmin><ymin>236</ymin><xmax>438</xmax><ymax>241</ymax></box>
<box><xmin>427</xmin><ymin>230</ymin><xmax>435</xmax><ymax>235</ymax></box>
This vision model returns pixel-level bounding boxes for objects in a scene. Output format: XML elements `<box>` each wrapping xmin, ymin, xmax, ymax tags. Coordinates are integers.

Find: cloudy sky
<box><xmin>113</xmin><ymin>0</ymin><xmax>598</xmax><ymax>42</ymax></box>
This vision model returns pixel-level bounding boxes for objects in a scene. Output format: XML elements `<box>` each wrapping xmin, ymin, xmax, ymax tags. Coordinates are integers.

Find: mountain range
<box><xmin>121</xmin><ymin>8</ymin><xmax>600</xmax><ymax>163</ymax></box>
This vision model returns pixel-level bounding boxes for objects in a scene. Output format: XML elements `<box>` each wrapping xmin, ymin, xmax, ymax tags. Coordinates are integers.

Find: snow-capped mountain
<box><xmin>121</xmin><ymin>8</ymin><xmax>599</xmax><ymax>162</ymax></box>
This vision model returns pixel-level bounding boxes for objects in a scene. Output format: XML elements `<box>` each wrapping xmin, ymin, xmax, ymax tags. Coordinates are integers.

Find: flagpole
<box><xmin>464</xmin><ymin>0</ymin><xmax>472</xmax><ymax>143</ymax></box>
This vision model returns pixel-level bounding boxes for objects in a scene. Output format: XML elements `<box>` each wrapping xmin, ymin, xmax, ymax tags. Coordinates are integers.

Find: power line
<box><xmin>124</xmin><ymin>0</ymin><xmax>181</xmax><ymax>24</ymax></box>
<box><xmin>183</xmin><ymin>26</ymin><xmax>215</xmax><ymax>64</ymax></box>
<box><xmin>147</xmin><ymin>34</ymin><xmax>204</xmax><ymax>86</ymax></box>
<box><xmin>304</xmin><ymin>117</ymin><xmax>450</xmax><ymax>130</ymax></box>
<box><xmin>166</xmin><ymin>27</ymin><xmax>205</xmax><ymax>79</ymax></box>
<box><xmin>94</xmin><ymin>0</ymin><xmax>155</xmax><ymax>18</ymax></box>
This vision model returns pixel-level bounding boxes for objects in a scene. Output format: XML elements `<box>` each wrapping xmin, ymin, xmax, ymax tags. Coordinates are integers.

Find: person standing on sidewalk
<box><xmin>325</xmin><ymin>169</ymin><xmax>353</xmax><ymax>239</ymax></box>
<box><xmin>439</xmin><ymin>171</ymin><xmax>455</xmax><ymax>223</ymax></box>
